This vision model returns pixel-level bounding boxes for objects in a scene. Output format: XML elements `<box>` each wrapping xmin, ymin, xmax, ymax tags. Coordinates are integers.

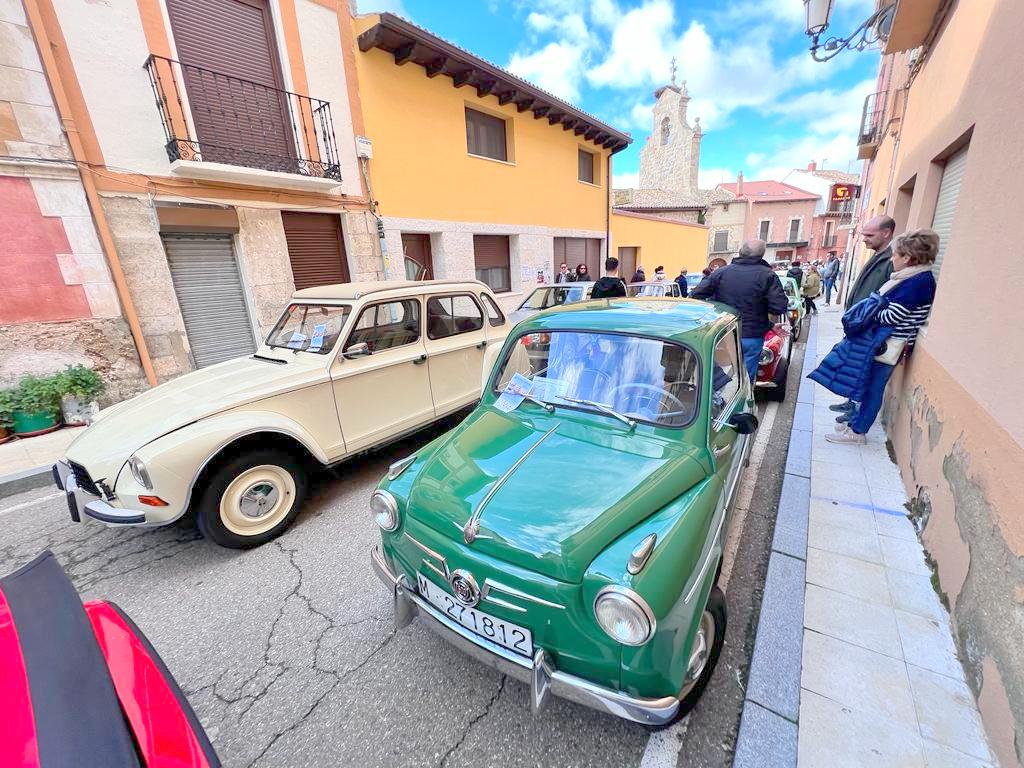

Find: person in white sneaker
<box><xmin>822</xmin><ymin>229</ymin><xmax>939</xmax><ymax>444</ymax></box>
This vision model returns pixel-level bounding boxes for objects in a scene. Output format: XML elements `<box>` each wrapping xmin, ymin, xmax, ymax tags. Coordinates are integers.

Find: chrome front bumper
<box><xmin>53</xmin><ymin>461</ymin><xmax>146</xmax><ymax>526</ymax></box>
<box><xmin>370</xmin><ymin>545</ymin><xmax>680</xmax><ymax>726</ymax></box>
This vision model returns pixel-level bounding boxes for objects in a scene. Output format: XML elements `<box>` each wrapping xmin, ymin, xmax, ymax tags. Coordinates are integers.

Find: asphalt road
<box><xmin>0</xmin><ymin>363</ymin><xmax>800</xmax><ymax>768</ymax></box>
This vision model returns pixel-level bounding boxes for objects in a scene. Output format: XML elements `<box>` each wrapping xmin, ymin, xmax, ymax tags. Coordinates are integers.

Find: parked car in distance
<box><xmin>626</xmin><ymin>281</ymin><xmax>683</xmax><ymax>298</ymax></box>
<box><xmin>755</xmin><ymin>327</ymin><xmax>792</xmax><ymax>401</ymax></box>
<box><xmin>774</xmin><ymin>273</ymin><xmax>806</xmax><ymax>341</ymax></box>
<box><xmin>509</xmin><ymin>282</ymin><xmax>595</xmax><ymax>326</ymax></box>
<box><xmin>53</xmin><ymin>280</ymin><xmax>509</xmax><ymax>549</ymax></box>
<box><xmin>370</xmin><ymin>297</ymin><xmax>758</xmax><ymax>726</ymax></box>
<box><xmin>685</xmin><ymin>273</ymin><xmax>703</xmax><ymax>293</ymax></box>
<box><xmin>0</xmin><ymin>551</ymin><xmax>220</xmax><ymax>767</ymax></box>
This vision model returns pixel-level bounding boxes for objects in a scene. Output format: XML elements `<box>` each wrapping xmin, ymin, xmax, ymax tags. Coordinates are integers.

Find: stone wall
<box><xmin>637</xmin><ymin>86</ymin><xmax>701</xmax><ymax>199</ymax></box>
<box><xmin>0</xmin><ymin>316</ymin><xmax>147</xmax><ymax>405</ymax></box>
<box><xmin>235</xmin><ymin>208</ymin><xmax>296</xmax><ymax>335</ymax></box>
<box><xmin>343</xmin><ymin>210</ymin><xmax>385</xmax><ymax>282</ymax></box>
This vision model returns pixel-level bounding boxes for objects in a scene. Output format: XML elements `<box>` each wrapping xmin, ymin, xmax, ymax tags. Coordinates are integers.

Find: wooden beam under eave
<box><xmin>533</xmin><ymin>105</ymin><xmax>551</xmax><ymax>119</ymax></box>
<box><xmin>476</xmin><ymin>80</ymin><xmax>497</xmax><ymax>98</ymax></box>
<box><xmin>425</xmin><ymin>56</ymin><xmax>450</xmax><ymax>77</ymax></box>
<box><xmin>562</xmin><ymin>118</ymin><xmax>578</xmax><ymax>131</ymax></box>
<box><xmin>574</xmin><ymin>124</ymin><xmax>588</xmax><ymax>136</ymax></box>
<box><xmin>393</xmin><ymin>41</ymin><xmax>417</xmax><ymax>65</ymax></box>
<box><xmin>548</xmin><ymin>113</ymin><xmax>564</xmax><ymax>125</ymax></box>
<box><xmin>357</xmin><ymin>25</ymin><xmax>385</xmax><ymax>52</ymax></box>
<box><xmin>602</xmin><ymin>137</ymin><xmax>619</xmax><ymax>149</ymax></box>
<box><xmin>584</xmin><ymin>127</ymin><xmax>599</xmax><ymax>140</ymax></box>
<box><xmin>498</xmin><ymin>91</ymin><xmax>517</xmax><ymax>106</ymax></box>
<box><xmin>593</xmin><ymin>133</ymin><xmax>609</xmax><ymax>144</ymax></box>
<box><xmin>452</xmin><ymin>69</ymin><xmax>476</xmax><ymax>88</ymax></box>
<box><xmin>516</xmin><ymin>98</ymin><xmax>535</xmax><ymax>112</ymax></box>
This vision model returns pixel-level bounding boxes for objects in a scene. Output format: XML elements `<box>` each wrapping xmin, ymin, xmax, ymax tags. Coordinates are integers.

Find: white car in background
<box><xmin>509</xmin><ymin>282</ymin><xmax>596</xmax><ymax>325</ymax></box>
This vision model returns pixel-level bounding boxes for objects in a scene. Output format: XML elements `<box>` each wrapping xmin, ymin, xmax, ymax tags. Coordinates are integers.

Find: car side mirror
<box><xmin>728</xmin><ymin>412</ymin><xmax>759</xmax><ymax>434</ymax></box>
<box><xmin>343</xmin><ymin>342</ymin><xmax>370</xmax><ymax>359</ymax></box>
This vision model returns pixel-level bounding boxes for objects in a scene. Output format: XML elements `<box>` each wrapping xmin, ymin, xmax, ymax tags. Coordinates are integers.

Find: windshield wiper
<box><xmin>522</xmin><ymin>393</ymin><xmax>555</xmax><ymax>413</ymax></box>
<box><xmin>558</xmin><ymin>396</ymin><xmax>636</xmax><ymax>429</ymax></box>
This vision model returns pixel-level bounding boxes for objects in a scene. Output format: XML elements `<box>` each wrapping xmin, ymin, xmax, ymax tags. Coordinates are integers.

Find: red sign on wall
<box><xmin>831</xmin><ymin>184</ymin><xmax>859</xmax><ymax>203</ymax></box>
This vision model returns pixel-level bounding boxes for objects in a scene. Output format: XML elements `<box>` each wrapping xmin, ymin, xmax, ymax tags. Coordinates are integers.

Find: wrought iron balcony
<box><xmin>857</xmin><ymin>91</ymin><xmax>886</xmax><ymax>159</ymax></box>
<box><xmin>144</xmin><ymin>55</ymin><xmax>341</xmax><ymax>181</ymax></box>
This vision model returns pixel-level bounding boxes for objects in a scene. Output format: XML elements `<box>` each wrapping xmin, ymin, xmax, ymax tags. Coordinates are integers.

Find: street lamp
<box><xmin>803</xmin><ymin>0</ymin><xmax>896</xmax><ymax>62</ymax></box>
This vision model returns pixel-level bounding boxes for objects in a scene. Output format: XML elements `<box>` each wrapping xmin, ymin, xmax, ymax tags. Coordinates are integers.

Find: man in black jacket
<box><xmin>845</xmin><ymin>215</ymin><xmax>895</xmax><ymax>307</ymax></box>
<box><xmin>692</xmin><ymin>239</ymin><xmax>790</xmax><ymax>384</ymax></box>
<box><xmin>591</xmin><ymin>256</ymin><xmax>627</xmax><ymax>299</ymax></box>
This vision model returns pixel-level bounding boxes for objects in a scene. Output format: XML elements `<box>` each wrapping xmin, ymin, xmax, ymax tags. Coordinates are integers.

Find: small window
<box><xmin>713</xmin><ymin>230</ymin><xmax>729</xmax><ymax>252</ymax></box>
<box><xmin>660</xmin><ymin>117</ymin><xmax>670</xmax><ymax>145</ymax></box>
<box><xmin>427</xmin><ymin>294</ymin><xmax>484</xmax><ymax>340</ymax></box>
<box><xmin>711</xmin><ymin>331</ymin><xmax>741</xmax><ymax>422</ymax></box>
<box><xmin>758</xmin><ymin>220</ymin><xmax>770</xmax><ymax>241</ymax></box>
<box><xmin>578</xmin><ymin>148</ymin><xmax>595</xmax><ymax>183</ymax></box>
<box><xmin>466</xmin><ymin>107</ymin><xmax>507</xmax><ymax>161</ymax></box>
<box><xmin>473</xmin><ymin>235</ymin><xmax>511</xmax><ymax>293</ymax></box>
<box><xmin>788</xmin><ymin>219</ymin><xmax>801</xmax><ymax>242</ymax></box>
<box><xmin>482</xmin><ymin>294</ymin><xmax>505</xmax><ymax>327</ymax></box>
<box><xmin>346</xmin><ymin>299</ymin><xmax>421</xmax><ymax>353</ymax></box>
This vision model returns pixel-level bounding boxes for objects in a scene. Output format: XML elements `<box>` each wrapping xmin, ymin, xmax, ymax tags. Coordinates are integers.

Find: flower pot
<box><xmin>61</xmin><ymin>395</ymin><xmax>100</xmax><ymax>426</ymax></box>
<box><xmin>12</xmin><ymin>409</ymin><xmax>59</xmax><ymax>435</ymax></box>
<box><xmin>0</xmin><ymin>426</ymin><xmax>12</xmax><ymax>445</ymax></box>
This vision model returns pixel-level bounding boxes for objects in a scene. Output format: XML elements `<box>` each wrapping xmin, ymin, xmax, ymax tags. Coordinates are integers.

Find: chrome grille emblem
<box><xmin>449</xmin><ymin>570</ymin><xmax>480</xmax><ymax>607</ymax></box>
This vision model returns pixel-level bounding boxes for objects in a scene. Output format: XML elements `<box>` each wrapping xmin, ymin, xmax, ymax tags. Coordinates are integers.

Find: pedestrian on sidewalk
<box><xmin>675</xmin><ymin>267</ymin><xmax>689</xmax><ymax>297</ymax></box>
<box><xmin>820</xmin><ymin>252</ymin><xmax>839</xmax><ymax>305</ymax></box>
<box><xmin>555</xmin><ymin>262</ymin><xmax>574</xmax><ymax>283</ymax></box>
<box><xmin>809</xmin><ymin>229</ymin><xmax>939</xmax><ymax>445</ymax></box>
<box><xmin>630</xmin><ymin>265</ymin><xmax>646</xmax><ymax>283</ymax></box>
<box><xmin>802</xmin><ymin>263</ymin><xmax>822</xmax><ymax>315</ymax></box>
<box><xmin>575</xmin><ymin>263</ymin><xmax>591</xmax><ymax>281</ymax></box>
<box><xmin>691</xmin><ymin>239</ymin><xmax>790</xmax><ymax>384</ymax></box>
<box><xmin>590</xmin><ymin>256</ymin><xmax>627</xmax><ymax>299</ymax></box>
<box><xmin>787</xmin><ymin>260</ymin><xmax>804</xmax><ymax>288</ymax></box>
<box><xmin>827</xmin><ymin>216</ymin><xmax>897</xmax><ymax>418</ymax></box>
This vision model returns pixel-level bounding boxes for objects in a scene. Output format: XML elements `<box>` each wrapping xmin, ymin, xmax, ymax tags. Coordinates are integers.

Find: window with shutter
<box><xmin>758</xmin><ymin>220</ymin><xmax>770</xmax><ymax>241</ymax></box>
<box><xmin>401</xmin><ymin>233</ymin><xmax>433</xmax><ymax>280</ymax></box>
<box><xmin>930</xmin><ymin>146</ymin><xmax>968</xmax><ymax>276</ymax></box>
<box><xmin>282</xmin><ymin>212</ymin><xmax>350</xmax><ymax>290</ymax></box>
<box><xmin>788</xmin><ymin>219</ymin><xmax>801</xmax><ymax>242</ymax></box>
<box><xmin>713</xmin><ymin>230</ymin><xmax>729</xmax><ymax>252</ymax></box>
<box><xmin>466</xmin><ymin>108</ymin><xmax>508</xmax><ymax>161</ymax></box>
<box><xmin>578</xmin><ymin>149</ymin><xmax>595</xmax><ymax>183</ymax></box>
<box><xmin>473</xmin><ymin>235</ymin><xmax>511</xmax><ymax>292</ymax></box>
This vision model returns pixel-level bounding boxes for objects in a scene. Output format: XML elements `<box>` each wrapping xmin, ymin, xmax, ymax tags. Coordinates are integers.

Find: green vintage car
<box><xmin>369</xmin><ymin>298</ymin><xmax>758</xmax><ymax>725</ymax></box>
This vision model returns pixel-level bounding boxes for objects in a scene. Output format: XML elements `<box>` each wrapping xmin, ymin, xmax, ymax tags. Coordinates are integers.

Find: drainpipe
<box><xmin>22</xmin><ymin>0</ymin><xmax>158</xmax><ymax>387</ymax></box>
<box><xmin>605</xmin><ymin>153</ymin><xmax>612</xmax><ymax>273</ymax></box>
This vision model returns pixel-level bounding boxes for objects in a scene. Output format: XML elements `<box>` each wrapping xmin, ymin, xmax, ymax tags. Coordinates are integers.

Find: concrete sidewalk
<box><xmin>735</xmin><ymin>310</ymin><xmax>996</xmax><ymax>767</ymax></box>
<box><xmin>0</xmin><ymin>427</ymin><xmax>83</xmax><ymax>497</ymax></box>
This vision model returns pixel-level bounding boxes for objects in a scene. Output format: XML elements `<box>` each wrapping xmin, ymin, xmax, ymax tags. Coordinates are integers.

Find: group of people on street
<box><xmin>554</xmin><ymin>262</ymin><xmax>592</xmax><ymax>283</ymax></box>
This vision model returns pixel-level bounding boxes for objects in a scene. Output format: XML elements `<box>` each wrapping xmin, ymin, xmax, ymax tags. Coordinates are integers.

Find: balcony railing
<box><xmin>825</xmin><ymin>200</ymin><xmax>856</xmax><ymax>216</ymax></box>
<box><xmin>858</xmin><ymin>91</ymin><xmax>886</xmax><ymax>158</ymax></box>
<box><xmin>144</xmin><ymin>55</ymin><xmax>341</xmax><ymax>181</ymax></box>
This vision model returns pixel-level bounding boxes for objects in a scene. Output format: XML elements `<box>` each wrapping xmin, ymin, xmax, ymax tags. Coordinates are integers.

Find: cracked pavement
<box><xmin>0</xmin><ymin>423</ymin><xmax>656</xmax><ymax>767</ymax></box>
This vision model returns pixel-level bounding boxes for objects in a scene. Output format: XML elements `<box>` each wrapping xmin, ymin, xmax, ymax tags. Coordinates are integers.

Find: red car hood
<box><xmin>0</xmin><ymin>552</ymin><xmax>219</xmax><ymax>768</ymax></box>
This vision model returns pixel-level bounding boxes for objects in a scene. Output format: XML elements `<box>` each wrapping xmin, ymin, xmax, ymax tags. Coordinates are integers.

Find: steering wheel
<box><xmin>609</xmin><ymin>383</ymin><xmax>690</xmax><ymax>419</ymax></box>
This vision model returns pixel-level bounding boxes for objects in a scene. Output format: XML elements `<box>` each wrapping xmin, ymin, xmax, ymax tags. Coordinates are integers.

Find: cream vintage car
<box><xmin>52</xmin><ymin>280</ymin><xmax>509</xmax><ymax>548</ymax></box>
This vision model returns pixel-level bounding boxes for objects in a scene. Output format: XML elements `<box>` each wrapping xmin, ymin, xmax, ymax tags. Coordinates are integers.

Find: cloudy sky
<box><xmin>356</xmin><ymin>0</ymin><xmax>880</xmax><ymax>189</ymax></box>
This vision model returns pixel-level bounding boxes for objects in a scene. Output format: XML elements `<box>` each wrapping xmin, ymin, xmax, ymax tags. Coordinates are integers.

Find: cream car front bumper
<box><xmin>53</xmin><ymin>460</ymin><xmax>147</xmax><ymax>526</ymax></box>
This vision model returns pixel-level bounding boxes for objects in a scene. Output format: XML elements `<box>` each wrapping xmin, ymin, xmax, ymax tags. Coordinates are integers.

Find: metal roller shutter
<box><xmin>554</xmin><ymin>237</ymin><xmax>601</xmax><ymax>277</ymax></box>
<box><xmin>473</xmin><ymin>235</ymin><xmax>510</xmax><ymax>292</ymax></box>
<box><xmin>930</xmin><ymin>146</ymin><xmax>968</xmax><ymax>276</ymax></box>
<box><xmin>163</xmin><ymin>234</ymin><xmax>256</xmax><ymax>368</ymax></box>
<box><xmin>282</xmin><ymin>212</ymin><xmax>350</xmax><ymax>290</ymax></box>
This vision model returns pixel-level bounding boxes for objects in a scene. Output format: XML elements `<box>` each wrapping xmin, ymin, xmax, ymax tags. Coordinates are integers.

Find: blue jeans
<box><xmin>849</xmin><ymin>361</ymin><xmax>896</xmax><ymax>434</ymax></box>
<box><xmin>823</xmin><ymin>277</ymin><xmax>835</xmax><ymax>303</ymax></box>
<box><xmin>741</xmin><ymin>337</ymin><xmax>763</xmax><ymax>387</ymax></box>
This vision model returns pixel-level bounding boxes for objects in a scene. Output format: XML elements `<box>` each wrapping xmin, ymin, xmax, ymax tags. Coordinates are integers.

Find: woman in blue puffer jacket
<box><xmin>809</xmin><ymin>229</ymin><xmax>939</xmax><ymax>445</ymax></box>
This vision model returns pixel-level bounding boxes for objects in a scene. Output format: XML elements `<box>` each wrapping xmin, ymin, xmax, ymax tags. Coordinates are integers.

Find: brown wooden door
<box><xmin>282</xmin><ymin>212</ymin><xmax>350</xmax><ymax>290</ymax></box>
<box><xmin>401</xmin><ymin>233</ymin><xmax>433</xmax><ymax>280</ymax></box>
<box><xmin>165</xmin><ymin>0</ymin><xmax>293</xmax><ymax>169</ymax></box>
<box><xmin>617</xmin><ymin>246</ymin><xmax>637</xmax><ymax>279</ymax></box>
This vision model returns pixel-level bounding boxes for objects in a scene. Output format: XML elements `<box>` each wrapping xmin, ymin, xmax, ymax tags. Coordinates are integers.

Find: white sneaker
<box><xmin>826</xmin><ymin>426</ymin><xmax>866</xmax><ymax>445</ymax></box>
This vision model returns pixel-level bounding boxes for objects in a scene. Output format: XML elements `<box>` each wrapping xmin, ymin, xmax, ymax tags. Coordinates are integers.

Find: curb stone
<box><xmin>0</xmin><ymin>465</ymin><xmax>54</xmax><ymax>501</ymax></box>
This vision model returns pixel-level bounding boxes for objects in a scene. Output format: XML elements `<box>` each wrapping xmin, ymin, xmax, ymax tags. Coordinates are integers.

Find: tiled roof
<box><xmin>801</xmin><ymin>169</ymin><xmax>860</xmax><ymax>184</ymax></box>
<box><xmin>612</xmin><ymin>187</ymin><xmax>726</xmax><ymax>209</ymax></box>
<box><xmin>716</xmin><ymin>180</ymin><xmax>819</xmax><ymax>202</ymax></box>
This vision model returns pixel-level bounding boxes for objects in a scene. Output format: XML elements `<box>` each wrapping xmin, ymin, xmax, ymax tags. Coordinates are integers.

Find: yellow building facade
<box><xmin>610</xmin><ymin>211</ymin><xmax>710</xmax><ymax>279</ymax></box>
<box><xmin>353</xmin><ymin>13</ymin><xmax>630</xmax><ymax>312</ymax></box>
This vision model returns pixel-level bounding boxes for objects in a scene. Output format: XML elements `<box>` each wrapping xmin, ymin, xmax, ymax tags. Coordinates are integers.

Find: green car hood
<box><xmin>407</xmin><ymin>407</ymin><xmax>707</xmax><ymax>583</ymax></box>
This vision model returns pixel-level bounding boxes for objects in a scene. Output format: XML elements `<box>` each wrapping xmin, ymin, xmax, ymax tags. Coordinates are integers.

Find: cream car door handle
<box><xmin>413</xmin><ymin>354</ymin><xmax>428</xmax><ymax>365</ymax></box>
<box><xmin>713</xmin><ymin>443</ymin><xmax>733</xmax><ymax>458</ymax></box>
<box><xmin>476</xmin><ymin>341</ymin><xmax>488</xmax><ymax>349</ymax></box>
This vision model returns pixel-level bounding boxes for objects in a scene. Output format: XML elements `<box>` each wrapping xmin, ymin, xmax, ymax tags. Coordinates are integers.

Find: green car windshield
<box><xmin>519</xmin><ymin>285</ymin><xmax>589</xmax><ymax>311</ymax></box>
<box><xmin>494</xmin><ymin>330</ymin><xmax>700</xmax><ymax>427</ymax></box>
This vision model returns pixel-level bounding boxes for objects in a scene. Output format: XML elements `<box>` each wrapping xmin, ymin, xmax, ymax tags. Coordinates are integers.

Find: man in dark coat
<box><xmin>591</xmin><ymin>256</ymin><xmax>627</xmax><ymax>299</ymax></box>
<box><xmin>630</xmin><ymin>266</ymin><xmax>645</xmax><ymax>283</ymax></box>
<box><xmin>846</xmin><ymin>215</ymin><xmax>896</xmax><ymax>307</ymax></box>
<box><xmin>787</xmin><ymin>261</ymin><xmax>804</xmax><ymax>287</ymax></box>
<box><xmin>675</xmin><ymin>268</ymin><xmax>689</xmax><ymax>297</ymax></box>
<box><xmin>555</xmin><ymin>262</ymin><xmax>574</xmax><ymax>283</ymax></box>
<box><xmin>692</xmin><ymin>239</ymin><xmax>790</xmax><ymax>384</ymax></box>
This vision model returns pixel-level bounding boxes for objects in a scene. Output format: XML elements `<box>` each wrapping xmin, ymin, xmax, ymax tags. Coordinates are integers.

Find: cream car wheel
<box><xmin>218</xmin><ymin>465</ymin><xmax>296</xmax><ymax>536</ymax></box>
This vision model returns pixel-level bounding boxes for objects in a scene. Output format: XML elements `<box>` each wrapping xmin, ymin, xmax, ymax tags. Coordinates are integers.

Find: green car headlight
<box><xmin>593</xmin><ymin>586</ymin><xmax>656</xmax><ymax>646</ymax></box>
<box><xmin>370</xmin><ymin>489</ymin><xmax>400</xmax><ymax>532</ymax></box>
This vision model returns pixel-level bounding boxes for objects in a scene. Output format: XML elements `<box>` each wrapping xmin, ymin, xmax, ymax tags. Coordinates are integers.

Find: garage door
<box><xmin>617</xmin><ymin>246</ymin><xmax>637</xmax><ymax>280</ymax></box>
<box><xmin>282</xmin><ymin>212</ymin><xmax>350</xmax><ymax>290</ymax></box>
<box><xmin>163</xmin><ymin>233</ymin><xmax>256</xmax><ymax>368</ymax></box>
<box><xmin>554</xmin><ymin>237</ymin><xmax>601</xmax><ymax>279</ymax></box>
<box><xmin>930</xmin><ymin>146</ymin><xmax>968</xmax><ymax>276</ymax></box>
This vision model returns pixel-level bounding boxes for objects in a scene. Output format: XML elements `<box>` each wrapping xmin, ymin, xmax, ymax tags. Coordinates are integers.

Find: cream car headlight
<box><xmin>128</xmin><ymin>455</ymin><xmax>153</xmax><ymax>490</ymax></box>
<box><xmin>594</xmin><ymin>586</ymin><xmax>656</xmax><ymax>646</ymax></box>
<box><xmin>371</xmin><ymin>489</ymin><xmax>400</xmax><ymax>532</ymax></box>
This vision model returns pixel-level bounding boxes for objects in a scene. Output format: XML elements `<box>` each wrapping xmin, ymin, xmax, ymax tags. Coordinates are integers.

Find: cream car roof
<box><xmin>291</xmin><ymin>280</ymin><xmax>492</xmax><ymax>302</ymax></box>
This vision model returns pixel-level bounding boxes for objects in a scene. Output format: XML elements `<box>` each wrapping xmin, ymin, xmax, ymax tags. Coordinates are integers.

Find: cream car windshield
<box><xmin>520</xmin><ymin>286</ymin><xmax>588</xmax><ymax>310</ymax></box>
<box><xmin>266</xmin><ymin>304</ymin><xmax>351</xmax><ymax>354</ymax></box>
<box><xmin>494</xmin><ymin>331</ymin><xmax>699</xmax><ymax>427</ymax></box>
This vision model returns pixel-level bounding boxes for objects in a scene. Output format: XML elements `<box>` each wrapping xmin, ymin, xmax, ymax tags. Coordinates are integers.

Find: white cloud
<box><xmin>590</xmin><ymin>0</ymin><xmax>621</xmax><ymax>28</ymax></box>
<box><xmin>766</xmin><ymin>78</ymin><xmax>875</xmax><ymax>136</ymax></box>
<box><xmin>507</xmin><ymin>41</ymin><xmax>586</xmax><ymax>101</ymax></box>
<box><xmin>613</xmin><ymin>171</ymin><xmax>639</xmax><ymax>189</ymax></box>
<box><xmin>698</xmin><ymin>167</ymin><xmax>736</xmax><ymax>188</ymax></box>
<box><xmin>526</xmin><ymin>11</ymin><xmax>557</xmax><ymax>32</ymax></box>
<box><xmin>747</xmin><ymin>133</ymin><xmax>863</xmax><ymax>182</ymax></box>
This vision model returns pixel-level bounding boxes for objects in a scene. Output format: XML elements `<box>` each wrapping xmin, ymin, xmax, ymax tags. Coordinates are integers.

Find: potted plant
<box><xmin>12</xmin><ymin>375</ymin><xmax>63</xmax><ymax>435</ymax></box>
<box><xmin>0</xmin><ymin>389</ymin><xmax>15</xmax><ymax>444</ymax></box>
<box><xmin>56</xmin><ymin>365</ymin><xmax>104</xmax><ymax>426</ymax></box>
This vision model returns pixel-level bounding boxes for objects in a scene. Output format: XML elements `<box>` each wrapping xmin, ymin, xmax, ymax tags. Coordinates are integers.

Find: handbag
<box><xmin>874</xmin><ymin>337</ymin><xmax>907</xmax><ymax>365</ymax></box>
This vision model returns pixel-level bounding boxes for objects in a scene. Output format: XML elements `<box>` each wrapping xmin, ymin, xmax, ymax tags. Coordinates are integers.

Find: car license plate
<box><xmin>417</xmin><ymin>573</ymin><xmax>533</xmax><ymax>657</ymax></box>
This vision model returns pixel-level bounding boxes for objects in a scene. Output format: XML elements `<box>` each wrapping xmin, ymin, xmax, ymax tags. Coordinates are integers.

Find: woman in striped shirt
<box><xmin>828</xmin><ymin>229</ymin><xmax>939</xmax><ymax>444</ymax></box>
